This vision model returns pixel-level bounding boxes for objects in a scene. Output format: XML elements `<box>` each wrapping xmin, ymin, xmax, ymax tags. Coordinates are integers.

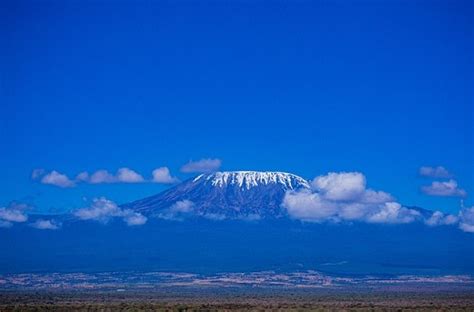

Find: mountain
<box><xmin>122</xmin><ymin>171</ymin><xmax>310</xmax><ymax>219</ymax></box>
<box><xmin>2</xmin><ymin>171</ymin><xmax>474</xmax><ymax>276</ymax></box>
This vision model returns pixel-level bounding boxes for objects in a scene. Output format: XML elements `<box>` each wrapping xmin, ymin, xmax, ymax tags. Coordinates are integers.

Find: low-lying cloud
<box><xmin>180</xmin><ymin>158</ymin><xmax>221</xmax><ymax>173</ymax></box>
<box><xmin>459</xmin><ymin>206</ymin><xmax>474</xmax><ymax>233</ymax></box>
<box><xmin>30</xmin><ymin>219</ymin><xmax>61</xmax><ymax>230</ymax></box>
<box><xmin>421</xmin><ymin>180</ymin><xmax>466</xmax><ymax>197</ymax></box>
<box><xmin>426</xmin><ymin>205</ymin><xmax>474</xmax><ymax>233</ymax></box>
<box><xmin>283</xmin><ymin>171</ymin><xmax>473</xmax><ymax>233</ymax></box>
<box><xmin>157</xmin><ymin>200</ymin><xmax>195</xmax><ymax>221</ymax></box>
<box><xmin>425</xmin><ymin>211</ymin><xmax>459</xmax><ymax>227</ymax></box>
<box><xmin>74</xmin><ymin>197</ymin><xmax>147</xmax><ymax>226</ymax></box>
<box><xmin>0</xmin><ymin>203</ymin><xmax>29</xmax><ymax>228</ymax></box>
<box><xmin>283</xmin><ymin>172</ymin><xmax>422</xmax><ymax>224</ymax></box>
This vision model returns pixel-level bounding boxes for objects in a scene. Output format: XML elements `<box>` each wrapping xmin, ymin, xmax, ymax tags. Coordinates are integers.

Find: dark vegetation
<box><xmin>1</xmin><ymin>291</ymin><xmax>474</xmax><ymax>311</ymax></box>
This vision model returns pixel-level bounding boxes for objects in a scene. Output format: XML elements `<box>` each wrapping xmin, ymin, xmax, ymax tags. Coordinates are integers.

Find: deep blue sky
<box><xmin>1</xmin><ymin>0</ymin><xmax>472</xmax><ymax>214</ymax></box>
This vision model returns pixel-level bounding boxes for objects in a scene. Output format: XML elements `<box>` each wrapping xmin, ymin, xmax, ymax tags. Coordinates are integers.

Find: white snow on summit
<box><xmin>193</xmin><ymin>171</ymin><xmax>310</xmax><ymax>190</ymax></box>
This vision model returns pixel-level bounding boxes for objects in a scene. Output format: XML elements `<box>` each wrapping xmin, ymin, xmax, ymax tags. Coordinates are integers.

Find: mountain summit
<box><xmin>123</xmin><ymin>171</ymin><xmax>310</xmax><ymax>219</ymax></box>
<box><xmin>195</xmin><ymin>171</ymin><xmax>310</xmax><ymax>190</ymax></box>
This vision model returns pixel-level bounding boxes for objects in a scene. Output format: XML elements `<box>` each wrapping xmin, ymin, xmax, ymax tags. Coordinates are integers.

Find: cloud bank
<box><xmin>33</xmin><ymin>159</ymin><xmax>224</xmax><ymax>188</ymax></box>
<box><xmin>283</xmin><ymin>172</ymin><xmax>422</xmax><ymax>224</ymax></box>
<box><xmin>425</xmin><ymin>211</ymin><xmax>459</xmax><ymax>227</ymax></box>
<box><xmin>74</xmin><ymin>197</ymin><xmax>147</xmax><ymax>226</ymax></box>
<box><xmin>283</xmin><ymin>171</ymin><xmax>473</xmax><ymax>233</ymax></box>
<box><xmin>180</xmin><ymin>158</ymin><xmax>221</xmax><ymax>173</ymax></box>
<box><xmin>426</xmin><ymin>205</ymin><xmax>474</xmax><ymax>233</ymax></box>
<box><xmin>34</xmin><ymin>167</ymin><xmax>179</xmax><ymax>187</ymax></box>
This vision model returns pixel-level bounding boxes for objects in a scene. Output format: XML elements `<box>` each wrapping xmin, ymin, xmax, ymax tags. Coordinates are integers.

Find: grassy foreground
<box><xmin>1</xmin><ymin>292</ymin><xmax>474</xmax><ymax>311</ymax></box>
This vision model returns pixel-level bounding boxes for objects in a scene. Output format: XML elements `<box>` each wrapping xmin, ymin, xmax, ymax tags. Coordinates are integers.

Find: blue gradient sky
<box><xmin>1</xmin><ymin>0</ymin><xmax>472</xmax><ymax>214</ymax></box>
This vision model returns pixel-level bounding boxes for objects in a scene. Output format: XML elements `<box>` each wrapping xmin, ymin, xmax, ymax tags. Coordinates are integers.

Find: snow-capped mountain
<box><xmin>122</xmin><ymin>171</ymin><xmax>310</xmax><ymax>219</ymax></box>
<box><xmin>199</xmin><ymin>171</ymin><xmax>310</xmax><ymax>190</ymax></box>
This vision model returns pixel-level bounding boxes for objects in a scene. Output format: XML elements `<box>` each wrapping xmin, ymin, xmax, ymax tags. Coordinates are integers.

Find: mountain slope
<box><xmin>122</xmin><ymin>171</ymin><xmax>310</xmax><ymax>219</ymax></box>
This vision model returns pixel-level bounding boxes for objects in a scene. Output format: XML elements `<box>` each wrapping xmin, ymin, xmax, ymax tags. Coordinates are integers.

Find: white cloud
<box><xmin>0</xmin><ymin>206</ymin><xmax>28</xmax><ymax>223</ymax></box>
<box><xmin>421</xmin><ymin>180</ymin><xmax>466</xmax><ymax>197</ymax></box>
<box><xmin>31</xmin><ymin>168</ymin><xmax>45</xmax><ymax>180</ymax></box>
<box><xmin>284</xmin><ymin>172</ymin><xmax>474</xmax><ymax>233</ymax></box>
<box><xmin>181</xmin><ymin>158</ymin><xmax>222</xmax><ymax>173</ymax></box>
<box><xmin>0</xmin><ymin>203</ymin><xmax>29</xmax><ymax>228</ymax></box>
<box><xmin>152</xmin><ymin>167</ymin><xmax>179</xmax><ymax>183</ymax></box>
<box><xmin>88</xmin><ymin>170</ymin><xmax>118</xmax><ymax>184</ymax></box>
<box><xmin>74</xmin><ymin>197</ymin><xmax>120</xmax><ymax>221</ymax></box>
<box><xmin>425</xmin><ymin>211</ymin><xmax>459</xmax><ymax>226</ymax></box>
<box><xmin>116</xmin><ymin>168</ymin><xmax>145</xmax><ymax>183</ymax></box>
<box><xmin>0</xmin><ymin>208</ymin><xmax>28</xmax><ymax>223</ymax></box>
<box><xmin>31</xmin><ymin>219</ymin><xmax>61</xmax><ymax>230</ymax></box>
<box><xmin>283</xmin><ymin>172</ymin><xmax>421</xmax><ymax>224</ymax></box>
<box><xmin>74</xmin><ymin>197</ymin><xmax>147</xmax><ymax>226</ymax></box>
<box><xmin>87</xmin><ymin>168</ymin><xmax>144</xmax><ymax>184</ymax></box>
<box><xmin>283</xmin><ymin>190</ymin><xmax>337</xmax><ymax>221</ymax></box>
<box><xmin>157</xmin><ymin>200</ymin><xmax>194</xmax><ymax>220</ymax></box>
<box><xmin>76</xmin><ymin>171</ymin><xmax>89</xmax><ymax>182</ymax></box>
<box><xmin>312</xmin><ymin>172</ymin><xmax>366</xmax><ymax>201</ymax></box>
<box><xmin>170</xmin><ymin>200</ymin><xmax>194</xmax><ymax>213</ymax></box>
<box><xmin>123</xmin><ymin>213</ymin><xmax>147</xmax><ymax>226</ymax></box>
<box><xmin>360</xmin><ymin>189</ymin><xmax>394</xmax><ymax>204</ymax></box>
<box><xmin>419</xmin><ymin>166</ymin><xmax>452</xmax><ymax>178</ymax></box>
<box><xmin>41</xmin><ymin>171</ymin><xmax>75</xmax><ymax>188</ymax></box>
<box><xmin>459</xmin><ymin>206</ymin><xmax>474</xmax><ymax>233</ymax></box>
<box><xmin>366</xmin><ymin>202</ymin><xmax>420</xmax><ymax>224</ymax></box>
<box><xmin>36</xmin><ymin>167</ymin><xmax>174</xmax><ymax>186</ymax></box>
